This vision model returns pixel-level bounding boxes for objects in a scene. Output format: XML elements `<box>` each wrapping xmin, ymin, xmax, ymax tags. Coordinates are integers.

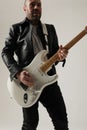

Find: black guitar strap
<box><xmin>42</xmin><ymin>23</ymin><xmax>49</xmax><ymax>52</ymax></box>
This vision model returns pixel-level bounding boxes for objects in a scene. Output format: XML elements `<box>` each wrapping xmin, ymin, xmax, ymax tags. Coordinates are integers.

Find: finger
<box><xmin>59</xmin><ymin>45</ymin><xmax>63</xmax><ymax>49</ymax></box>
<box><xmin>22</xmin><ymin>80</ymin><xmax>34</xmax><ymax>87</ymax></box>
<box><xmin>23</xmin><ymin>70</ymin><xmax>30</xmax><ymax>76</ymax></box>
<box><xmin>24</xmin><ymin>77</ymin><xmax>33</xmax><ymax>83</ymax></box>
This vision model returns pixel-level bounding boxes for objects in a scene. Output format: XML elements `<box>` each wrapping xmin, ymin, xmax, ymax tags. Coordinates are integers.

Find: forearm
<box><xmin>1</xmin><ymin>49</ymin><xmax>22</xmax><ymax>80</ymax></box>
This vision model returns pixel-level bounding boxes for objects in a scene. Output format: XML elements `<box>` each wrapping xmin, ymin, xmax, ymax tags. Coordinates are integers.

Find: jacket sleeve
<box><xmin>1</xmin><ymin>25</ymin><xmax>22</xmax><ymax>80</ymax></box>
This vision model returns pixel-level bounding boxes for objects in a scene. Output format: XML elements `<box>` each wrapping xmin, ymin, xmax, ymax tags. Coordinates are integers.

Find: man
<box><xmin>1</xmin><ymin>0</ymin><xmax>69</xmax><ymax>130</ymax></box>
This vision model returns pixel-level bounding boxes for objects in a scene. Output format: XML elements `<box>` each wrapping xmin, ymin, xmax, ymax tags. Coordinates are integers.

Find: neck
<box><xmin>26</xmin><ymin>17</ymin><xmax>40</xmax><ymax>25</ymax></box>
<box><xmin>31</xmin><ymin>20</ymin><xmax>39</xmax><ymax>25</ymax></box>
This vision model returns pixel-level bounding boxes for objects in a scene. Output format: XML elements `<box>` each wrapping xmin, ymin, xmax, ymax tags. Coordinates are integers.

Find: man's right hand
<box><xmin>16</xmin><ymin>70</ymin><xmax>34</xmax><ymax>87</ymax></box>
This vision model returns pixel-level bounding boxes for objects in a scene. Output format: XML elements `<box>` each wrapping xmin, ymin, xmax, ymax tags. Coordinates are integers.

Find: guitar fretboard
<box><xmin>64</xmin><ymin>29</ymin><xmax>87</xmax><ymax>50</ymax></box>
<box><xmin>40</xmin><ymin>26</ymin><xmax>87</xmax><ymax>72</ymax></box>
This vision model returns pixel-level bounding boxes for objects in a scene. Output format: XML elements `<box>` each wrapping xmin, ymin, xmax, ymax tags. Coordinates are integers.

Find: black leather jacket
<box><xmin>1</xmin><ymin>18</ymin><xmax>60</xmax><ymax>80</ymax></box>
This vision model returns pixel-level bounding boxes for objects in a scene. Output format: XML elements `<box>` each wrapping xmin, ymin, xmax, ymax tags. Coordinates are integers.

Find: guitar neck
<box><xmin>64</xmin><ymin>28</ymin><xmax>87</xmax><ymax>50</ymax></box>
<box><xmin>40</xmin><ymin>26</ymin><xmax>87</xmax><ymax>72</ymax></box>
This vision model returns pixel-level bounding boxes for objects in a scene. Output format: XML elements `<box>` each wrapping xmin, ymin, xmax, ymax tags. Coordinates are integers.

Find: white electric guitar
<box><xmin>7</xmin><ymin>26</ymin><xmax>87</xmax><ymax>108</ymax></box>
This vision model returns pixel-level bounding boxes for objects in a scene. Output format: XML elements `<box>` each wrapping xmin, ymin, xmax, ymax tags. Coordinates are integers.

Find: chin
<box><xmin>32</xmin><ymin>18</ymin><xmax>40</xmax><ymax>22</ymax></box>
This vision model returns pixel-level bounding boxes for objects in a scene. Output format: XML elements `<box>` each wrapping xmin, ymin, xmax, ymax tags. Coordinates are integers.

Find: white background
<box><xmin>0</xmin><ymin>0</ymin><xmax>87</xmax><ymax>130</ymax></box>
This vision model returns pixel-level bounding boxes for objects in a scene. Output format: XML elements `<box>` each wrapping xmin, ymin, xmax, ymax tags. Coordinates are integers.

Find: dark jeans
<box><xmin>22</xmin><ymin>82</ymin><xmax>69</xmax><ymax>130</ymax></box>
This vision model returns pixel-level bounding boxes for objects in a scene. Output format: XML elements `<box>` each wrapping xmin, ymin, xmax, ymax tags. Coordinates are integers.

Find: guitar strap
<box><xmin>42</xmin><ymin>23</ymin><xmax>66</xmax><ymax>67</ymax></box>
<box><xmin>42</xmin><ymin>23</ymin><xmax>49</xmax><ymax>52</ymax></box>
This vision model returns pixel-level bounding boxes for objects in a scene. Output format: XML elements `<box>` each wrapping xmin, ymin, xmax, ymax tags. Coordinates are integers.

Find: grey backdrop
<box><xmin>0</xmin><ymin>0</ymin><xmax>87</xmax><ymax>130</ymax></box>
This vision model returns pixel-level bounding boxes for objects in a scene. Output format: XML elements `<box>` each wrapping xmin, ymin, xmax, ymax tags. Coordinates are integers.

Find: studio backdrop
<box><xmin>0</xmin><ymin>0</ymin><xmax>87</xmax><ymax>130</ymax></box>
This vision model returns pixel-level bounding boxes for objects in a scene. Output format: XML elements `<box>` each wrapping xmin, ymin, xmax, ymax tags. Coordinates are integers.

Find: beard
<box><xmin>32</xmin><ymin>11</ymin><xmax>41</xmax><ymax>21</ymax></box>
<box><xmin>27</xmin><ymin>9</ymin><xmax>41</xmax><ymax>20</ymax></box>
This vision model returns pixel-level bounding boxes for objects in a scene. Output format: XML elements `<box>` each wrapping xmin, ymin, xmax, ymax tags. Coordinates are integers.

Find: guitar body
<box><xmin>7</xmin><ymin>50</ymin><xmax>58</xmax><ymax>108</ymax></box>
